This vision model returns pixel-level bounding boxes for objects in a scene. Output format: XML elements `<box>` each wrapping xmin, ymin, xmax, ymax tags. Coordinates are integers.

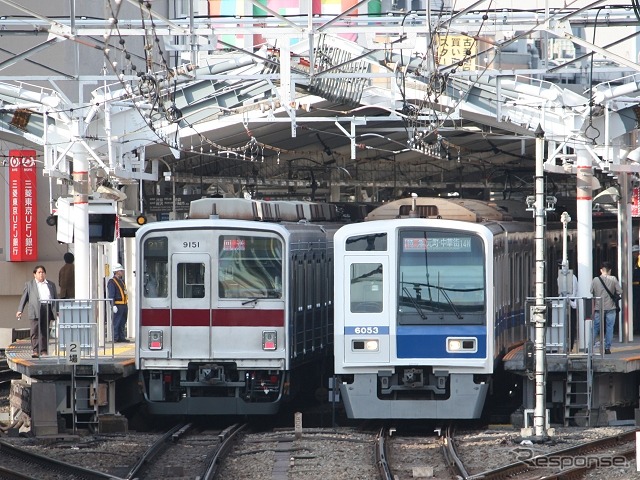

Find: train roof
<box><xmin>135</xmin><ymin>216</ymin><xmax>337</xmax><ymax>246</ymax></box>
<box><xmin>365</xmin><ymin>197</ymin><xmax>514</xmax><ymax>222</ymax></box>
<box><xmin>188</xmin><ymin>198</ymin><xmax>338</xmax><ymax>222</ymax></box>
<box><xmin>333</xmin><ymin>215</ymin><xmax>533</xmax><ymax>242</ymax></box>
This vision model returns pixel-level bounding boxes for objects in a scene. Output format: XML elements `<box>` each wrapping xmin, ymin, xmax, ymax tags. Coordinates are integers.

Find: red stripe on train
<box><xmin>141</xmin><ymin>308</ymin><xmax>285</xmax><ymax>327</ymax></box>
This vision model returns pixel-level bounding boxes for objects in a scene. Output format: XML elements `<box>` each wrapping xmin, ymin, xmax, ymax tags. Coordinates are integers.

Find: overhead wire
<box><xmin>5</xmin><ymin>2</ymin><xmax>635</xmax><ymax>192</ymax></box>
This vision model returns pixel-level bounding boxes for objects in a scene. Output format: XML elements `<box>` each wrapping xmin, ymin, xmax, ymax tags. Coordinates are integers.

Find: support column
<box><xmin>575</xmin><ymin>146</ymin><xmax>593</xmax><ymax>350</ymax></box>
<box><xmin>71</xmin><ymin>119</ymin><xmax>91</xmax><ymax>300</ymax></box>
<box><xmin>619</xmin><ymin>172</ymin><xmax>632</xmax><ymax>342</ymax></box>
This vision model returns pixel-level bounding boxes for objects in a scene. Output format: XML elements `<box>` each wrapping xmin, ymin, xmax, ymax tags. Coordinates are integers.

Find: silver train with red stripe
<box><xmin>135</xmin><ymin>198</ymin><xmax>336</xmax><ymax>415</ymax></box>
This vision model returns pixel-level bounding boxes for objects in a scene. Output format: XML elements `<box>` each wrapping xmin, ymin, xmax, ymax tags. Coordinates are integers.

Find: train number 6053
<box><xmin>354</xmin><ymin>326</ymin><xmax>379</xmax><ymax>334</ymax></box>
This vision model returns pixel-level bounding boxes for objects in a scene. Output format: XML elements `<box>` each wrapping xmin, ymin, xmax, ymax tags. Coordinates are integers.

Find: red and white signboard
<box><xmin>633</xmin><ymin>187</ymin><xmax>640</xmax><ymax>217</ymax></box>
<box><xmin>8</xmin><ymin>149</ymin><xmax>38</xmax><ymax>261</ymax></box>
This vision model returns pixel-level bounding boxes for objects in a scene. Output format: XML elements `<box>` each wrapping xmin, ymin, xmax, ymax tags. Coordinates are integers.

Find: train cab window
<box><xmin>143</xmin><ymin>236</ymin><xmax>168</xmax><ymax>298</ymax></box>
<box><xmin>397</xmin><ymin>229</ymin><xmax>485</xmax><ymax>325</ymax></box>
<box><xmin>218</xmin><ymin>235</ymin><xmax>283</xmax><ymax>299</ymax></box>
<box><xmin>350</xmin><ymin>263</ymin><xmax>383</xmax><ymax>313</ymax></box>
<box><xmin>346</xmin><ymin>233</ymin><xmax>387</xmax><ymax>251</ymax></box>
<box><xmin>177</xmin><ymin>263</ymin><xmax>206</xmax><ymax>298</ymax></box>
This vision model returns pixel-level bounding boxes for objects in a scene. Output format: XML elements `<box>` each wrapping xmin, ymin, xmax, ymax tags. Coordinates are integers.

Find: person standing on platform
<box><xmin>108</xmin><ymin>263</ymin><xmax>129</xmax><ymax>343</ymax></box>
<box><xmin>16</xmin><ymin>265</ymin><xmax>58</xmax><ymax>358</ymax></box>
<box><xmin>59</xmin><ymin>252</ymin><xmax>75</xmax><ymax>299</ymax></box>
<box><xmin>590</xmin><ymin>261</ymin><xmax>622</xmax><ymax>355</ymax></box>
<box><xmin>558</xmin><ymin>263</ymin><xmax>578</xmax><ymax>351</ymax></box>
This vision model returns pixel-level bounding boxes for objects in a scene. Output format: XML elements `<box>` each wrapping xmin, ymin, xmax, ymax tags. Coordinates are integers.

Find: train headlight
<box><xmin>262</xmin><ymin>330</ymin><xmax>277</xmax><ymax>350</ymax></box>
<box><xmin>365</xmin><ymin>340</ymin><xmax>379</xmax><ymax>351</ymax></box>
<box><xmin>148</xmin><ymin>330</ymin><xmax>163</xmax><ymax>350</ymax></box>
<box><xmin>351</xmin><ymin>339</ymin><xmax>379</xmax><ymax>352</ymax></box>
<box><xmin>446</xmin><ymin>337</ymin><xmax>477</xmax><ymax>353</ymax></box>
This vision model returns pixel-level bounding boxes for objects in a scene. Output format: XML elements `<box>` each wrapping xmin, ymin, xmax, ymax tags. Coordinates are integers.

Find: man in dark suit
<box><xmin>16</xmin><ymin>265</ymin><xmax>58</xmax><ymax>357</ymax></box>
<box><xmin>58</xmin><ymin>252</ymin><xmax>75</xmax><ymax>299</ymax></box>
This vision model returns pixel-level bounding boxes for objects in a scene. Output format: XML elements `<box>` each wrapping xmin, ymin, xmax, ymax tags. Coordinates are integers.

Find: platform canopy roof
<box><xmin>0</xmin><ymin>1</ymin><xmax>638</xmax><ymax>202</ymax></box>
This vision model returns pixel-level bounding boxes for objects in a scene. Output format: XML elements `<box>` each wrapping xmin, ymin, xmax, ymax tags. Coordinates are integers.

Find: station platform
<box><xmin>4</xmin><ymin>336</ymin><xmax>141</xmax><ymax>436</ymax></box>
<box><xmin>503</xmin><ymin>336</ymin><xmax>640</xmax><ymax>426</ymax></box>
<box><xmin>503</xmin><ymin>338</ymin><xmax>640</xmax><ymax>373</ymax></box>
<box><xmin>5</xmin><ymin>338</ymin><xmax>137</xmax><ymax>379</ymax></box>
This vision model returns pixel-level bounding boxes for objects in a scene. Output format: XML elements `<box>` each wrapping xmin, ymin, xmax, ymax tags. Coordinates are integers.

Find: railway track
<box><xmin>0</xmin><ymin>421</ymin><xmax>246</xmax><ymax>480</ymax></box>
<box><xmin>375</xmin><ymin>427</ymin><xmax>393</xmax><ymax>480</ymax></box>
<box><xmin>437</xmin><ymin>426</ymin><xmax>640</xmax><ymax>480</ymax></box>
<box><xmin>375</xmin><ymin>425</ymin><xmax>448</xmax><ymax>480</ymax></box>
<box><xmin>123</xmin><ymin>422</ymin><xmax>246</xmax><ymax>480</ymax></box>
<box><xmin>1</xmin><ymin>411</ymin><xmax>637</xmax><ymax>480</ymax></box>
<box><xmin>467</xmin><ymin>429</ymin><xmax>638</xmax><ymax>480</ymax></box>
<box><xmin>375</xmin><ymin>425</ymin><xmax>640</xmax><ymax>480</ymax></box>
<box><xmin>0</xmin><ymin>439</ymin><xmax>117</xmax><ymax>480</ymax></box>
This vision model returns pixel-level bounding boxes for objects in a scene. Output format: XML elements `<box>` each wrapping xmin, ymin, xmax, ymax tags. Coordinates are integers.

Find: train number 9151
<box><xmin>353</xmin><ymin>326</ymin><xmax>379</xmax><ymax>334</ymax></box>
<box><xmin>183</xmin><ymin>241</ymin><xmax>200</xmax><ymax>248</ymax></box>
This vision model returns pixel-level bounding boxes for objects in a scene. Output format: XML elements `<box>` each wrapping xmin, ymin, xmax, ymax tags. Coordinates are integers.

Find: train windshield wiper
<box><xmin>425</xmin><ymin>283</ymin><xmax>463</xmax><ymax>319</ymax></box>
<box><xmin>242</xmin><ymin>297</ymin><xmax>260</xmax><ymax>305</ymax></box>
<box><xmin>401</xmin><ymin>281</ymin><xmax>464</xmax><ymax>319</ymax></box>
<box><xmin>400</xmin><ymin>284</ymin><xmax>428</xmax><ymax>319</ymax></box>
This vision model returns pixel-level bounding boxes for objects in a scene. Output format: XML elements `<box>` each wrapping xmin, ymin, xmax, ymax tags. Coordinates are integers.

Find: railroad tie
<box><xmin>272</xmin><ymin>440</ymin><xmax>293</xmax><ymax>480</ymax></box>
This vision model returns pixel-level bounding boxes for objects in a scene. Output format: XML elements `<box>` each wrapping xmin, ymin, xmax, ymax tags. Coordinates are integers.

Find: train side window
<box><xmin>315</xmin><ymin>254</ymin><xmax>322</xmax><ymax>308</ymax></box>
<box><xmin>294</xmin><ymin>255</ymin><xmax>305</xmax><ymax>311</ymax></box>
<box><xmin>346</xmin><ymin>233</ymin><xmax>387</xmax><ymax>251</ymax></box>
<box><xmin>350</xmin><ymin>262</ymin><xmax>383</xmax><ymax>313</ymax></box>
<box><xmin>509</xmin><ymin>256</ymin><xmax>515</xmax><ymax>306</ymax></box>
<box><xmin>177</xmin><ymin>263</ymin><xmax>206</xmax><ymax>298</ymax></box>
<box><xmin>143</xmin><ymin>236</ymin><xmax>168</xmax><ymax>298</ymax></box>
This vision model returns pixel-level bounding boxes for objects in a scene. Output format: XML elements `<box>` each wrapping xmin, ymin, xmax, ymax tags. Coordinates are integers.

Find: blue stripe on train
<box><xmin>396</xmin><ymin>324</ymin><xmax>487</xmax><ymax>358</ymax></box>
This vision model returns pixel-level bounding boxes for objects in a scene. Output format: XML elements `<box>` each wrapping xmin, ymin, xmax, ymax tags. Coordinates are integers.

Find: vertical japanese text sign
<box><xmin>9</xmin><ymin>149</ymin><xmax>38</xmax><ymax>261</ymax></box>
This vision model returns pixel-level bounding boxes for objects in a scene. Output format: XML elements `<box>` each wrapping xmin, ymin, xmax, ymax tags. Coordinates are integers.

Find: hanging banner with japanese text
<box><xmin>8</xmin><ymin>149</ymin><xmax>38</xmax><ymax>261</ymax></box>
<box><xmin>437</xmin><ymin>34</ymin><xmax>477</xmax><ymax>71</ymax></box>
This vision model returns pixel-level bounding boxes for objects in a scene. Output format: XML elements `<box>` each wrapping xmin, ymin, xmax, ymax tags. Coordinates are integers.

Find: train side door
<box><xmin>170</xmin><ymin>253</ymin><xmax>212</xmax><ymax>359</ymax></box>
<box><xmin>343</xmin><ymin>256</ymin><xmax>391</xmax><ymax>363</ymax></box>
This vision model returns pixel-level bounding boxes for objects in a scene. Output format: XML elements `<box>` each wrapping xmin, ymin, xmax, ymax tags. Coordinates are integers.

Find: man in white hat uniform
<box><xmin>107</xmin><ymin>263</ymin><xmax>129</xmax><ymax>342</ymax></box>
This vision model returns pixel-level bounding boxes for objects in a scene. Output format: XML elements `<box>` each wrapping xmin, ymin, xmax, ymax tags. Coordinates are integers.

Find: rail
<box><xmin>375</xmin><ymin>427</ymin><xmax>393</xmax><ymax>480</ymax></box>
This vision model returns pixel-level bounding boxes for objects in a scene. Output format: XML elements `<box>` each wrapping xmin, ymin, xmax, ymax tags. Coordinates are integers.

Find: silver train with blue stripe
<box><xmin>333</xmin><ymin>203</ymin><xmax>533</xmax><ymax>419</ymax></box>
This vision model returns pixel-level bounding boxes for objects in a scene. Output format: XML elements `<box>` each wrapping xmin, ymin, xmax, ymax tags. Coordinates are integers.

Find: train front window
<box><xmin>143</xmin><ymin>236</ymin><xmax>168</xmax><ymax>298</ymax></box>
<box><xmin>397</xmin><ymin>230</ymin><xmax>485</xmax><ymax>325</ymax></box>
<box><xmin>177</xmin><ymin>263</ymin><xmax>206</xmax><ymax>298</ymax></box>
<box><xmin>218</xmin><ymin>235</ymin><xmax>283</xmax><ymax>299</ymax></box>
<box><xmin>346</xmin><ymin>233</ymin><xmax>387</xmax><ymax>251</ymax></box>
<box><xmin>350</xmin><ymin>263</ymin><xmax>383</xmax><ymax>313</ymax></box>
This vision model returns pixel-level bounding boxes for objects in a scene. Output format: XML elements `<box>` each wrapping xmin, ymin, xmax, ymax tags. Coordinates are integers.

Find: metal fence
<box><xmin>528</xmin><ymin>296</ymin><xmax>604</xmax><ymax>356</ymax></box>
<box><xmin>42</xmin><ymin>298</ymin><xmax>116</xmax><ymax>360</ymax></box>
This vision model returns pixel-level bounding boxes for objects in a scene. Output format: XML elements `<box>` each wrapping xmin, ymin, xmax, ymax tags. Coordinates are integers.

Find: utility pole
<box><xmin>159</xmin><ymin>158</ymin><xmax>177</xmax><ymax>220</ymax></box>
<box><xmin>529</xmin><ymin>124</ymin><xmax>551</xmax><ymax>440</ymax></box>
